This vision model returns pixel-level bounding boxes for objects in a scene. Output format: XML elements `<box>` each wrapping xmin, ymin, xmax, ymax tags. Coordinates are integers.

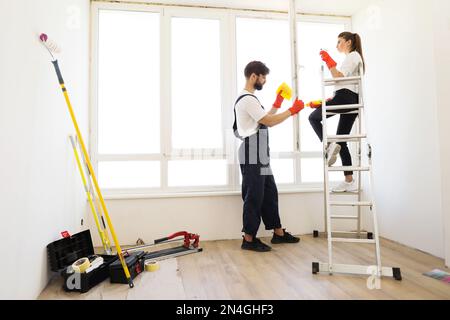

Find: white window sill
<box><xmin>102</xmin><ymin>187</ymin><xmax>326</xmax><ymax>200</ymax></box>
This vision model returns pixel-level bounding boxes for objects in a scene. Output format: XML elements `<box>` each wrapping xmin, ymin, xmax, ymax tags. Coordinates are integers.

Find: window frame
<box><xmin>90</xmin><ymin>1</ymin><xmax>352</xmax><ymax>197</ymax></box>
<box><xmin>164</xmin><ymin>6</ymin><xmax>232</xmax><ymax>192</ymax></box>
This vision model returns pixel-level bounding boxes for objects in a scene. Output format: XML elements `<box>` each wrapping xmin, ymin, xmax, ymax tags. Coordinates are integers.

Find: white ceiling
<box><xmin>129</xmin><ymin>0</ymin><xmax>377</xmax><ymax>16</ymax></box>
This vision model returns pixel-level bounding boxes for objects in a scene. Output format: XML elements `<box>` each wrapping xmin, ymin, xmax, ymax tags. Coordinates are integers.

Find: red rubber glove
<box><xmin>308</xmin><ymin>100</ymin><xmax>323</xmax><ymax>109</ymax></box>
<box><xmin>273</xmin><ymin>93</ymin><xmax>284</xmax><ymax>109</ymax></box>
<box><xmin>289</xmin><ymin>98</ymin><xmax>305</xmax><ymax>115</ymax></box>
<box><xmin>308</xmin><ymin>98</ymin><xmax>332</xmax><ymax>109</ymax></box>
<box><xmin>320</xmin><ymin>50</ymin><xmax>337</xmax><ymax>69</ymax></box>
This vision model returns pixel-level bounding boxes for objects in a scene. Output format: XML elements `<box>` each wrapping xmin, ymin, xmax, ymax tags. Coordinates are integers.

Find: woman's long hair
<box><xmin>339</xmin><ymin>32</ymin><xmax>365</xmax><ymax>72</ymax></box>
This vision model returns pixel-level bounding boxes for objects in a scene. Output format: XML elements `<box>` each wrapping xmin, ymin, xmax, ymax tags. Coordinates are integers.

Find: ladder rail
<box><xmin>357</xmin><ymin>64</ymin><xmax>383</xmax><ymax>275</ymax></box>
<box><xmin>321</xmin><ymin>65</ymin><xmax>334</xmax><ymax>273</ymax></box>
<box><xmin>369</xmin><ymin>144</ymin><xmax>383</xmax><ymax>276</ymax></box>
<box><xmin>357</xmin><ymin>73</ymin><xmax>363</xmax><ymax>238</ymax></box>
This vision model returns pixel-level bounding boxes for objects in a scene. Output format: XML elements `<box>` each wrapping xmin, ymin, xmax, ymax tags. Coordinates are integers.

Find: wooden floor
<box><xmin>39</xmin><ymin>235</ymin><xmax>450</xmax><ymax>300</ymax></box>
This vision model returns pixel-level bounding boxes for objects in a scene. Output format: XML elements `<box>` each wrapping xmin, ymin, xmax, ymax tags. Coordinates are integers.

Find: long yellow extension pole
<box><xmin>52</xmin><ymin>60</ymin><xmax>134</xmax><ymax>288</ymax></box>
<box><xmin>69</xmin><ymin>135</ymin><xmax>112</xmax><ymax>255</ymax></box>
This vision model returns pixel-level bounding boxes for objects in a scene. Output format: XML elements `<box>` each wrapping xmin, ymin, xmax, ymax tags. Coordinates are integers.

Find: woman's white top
<box><xmin>335</xmin><ymin>51</ymin><xmax>363</xmax><ymax>94</ymax></box>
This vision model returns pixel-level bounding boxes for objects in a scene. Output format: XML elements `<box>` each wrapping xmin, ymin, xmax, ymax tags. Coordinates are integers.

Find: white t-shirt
<box><xmin>235</xmin><ymin>90</ymin><xmax>267</xmax><ymax>139</ymax></box>
<box><xmin>335</xmin><ymin>51</ymin><xmax>363</xmax><ymax>94</ymax></box>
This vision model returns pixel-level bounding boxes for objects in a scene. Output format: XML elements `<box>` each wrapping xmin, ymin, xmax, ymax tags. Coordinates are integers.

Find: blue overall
<box><xmin>233</xmin><ymin>94</ymin><xmax>282</xmax><ymax>237</ymax></box>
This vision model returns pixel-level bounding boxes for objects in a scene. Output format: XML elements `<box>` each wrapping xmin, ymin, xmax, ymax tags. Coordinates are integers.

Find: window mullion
<box><xmin>228</xmin><ymin>12</ymin><xmax>240</xmax><ymax>191</ymax></box>
<box><xmin>222</xmin><ymin>12</ymin><xmax>236</xmax><ymax>191</ymax></box>
<box><xmin>161</xmin><ymin>8</ymin><xmax>171</xmax><ymax>192</ymax></box>
<box><xmin>91</xmin><ymin>4</ymin><xmax>100</xmax><ymax>177</ymax></box>
<box><xmin>289</xmin><ymin>5</ymin><xmax>302</xmax><ymax>185</ymax></box>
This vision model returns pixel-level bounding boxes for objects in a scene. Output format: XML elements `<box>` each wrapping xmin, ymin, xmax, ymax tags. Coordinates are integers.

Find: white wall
<box><xmin>89</xmin><ymin>192</ymin><xmax>329</xmax><ymax>247</ymax></box>
<box><xmin>89</xmin><ymin>189</ymin><xmax>366</xmax><ymax>248</ymax></box>
<box><xmin>431</xmin><ymin>0</ymin><xmax>450</xmax><ymax>267</ymax></box>
<box><xmin>353</xmin><ymin>0</ymin><xmax>445</xmax><ymax>258</ymax></box>
<box><xmin>0</xmin><ymin>0</ymin><xmax>89</xmax><ymax>299</ymax></box>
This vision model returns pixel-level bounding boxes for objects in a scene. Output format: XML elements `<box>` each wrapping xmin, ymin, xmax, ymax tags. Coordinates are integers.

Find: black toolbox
<box><xmin>109</xmin><ymin>251</ymin><xmax>145</xmax><ymax>284</ymax></box>
<box><xmin>46</xmin><ymin>230</ymin><xmax>118</xmax><ymax>293</ymax></box>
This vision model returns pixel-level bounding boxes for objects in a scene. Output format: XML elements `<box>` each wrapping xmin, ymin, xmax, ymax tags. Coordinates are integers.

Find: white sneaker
<box><xmin>332</xmin><ymin>180</ymin><xmax>358</xmax><ymax>193</ymax></box>
<box><xmin>327</xmin><ymin>143</ymin><xmax>341</xmax><ymax>166</ymax></box>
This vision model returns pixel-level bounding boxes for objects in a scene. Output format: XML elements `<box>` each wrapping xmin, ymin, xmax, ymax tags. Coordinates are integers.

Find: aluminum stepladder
<box><xmin>312</xmin><ymin>65</ymin><xmax>402</xmax><ymax>281</ymax></box>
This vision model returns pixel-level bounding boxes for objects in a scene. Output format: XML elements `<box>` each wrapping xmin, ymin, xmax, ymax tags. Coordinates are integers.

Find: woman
<box><xmin>309</xmin><ymin>32</ymin><xmax>365</xmax><ymax>193</ymax></box>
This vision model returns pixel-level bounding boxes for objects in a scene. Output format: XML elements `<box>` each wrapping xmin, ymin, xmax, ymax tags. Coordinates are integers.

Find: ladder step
<box><xmin>330</xmin><ymin>215</ymin><xmax>359</xmax><ymax>220</ymax></box>
<box><xmin>325</xmin><ymin>104</ymin><xmax>363</xmax><ymax>111</ymax></box>
<box><xmin>331</xmin><ymin>231</ymin><xmax>371</xmax><ymax>235</ymax></box>
<box><xmin>323</xmin><ymin>76</ymin><xmax>361</xmax><ymax>85</ymax></box>
<box><xmin>331</xmin><ymin>238</ymin><xmax>376</xmax><ymax>244</ymax></box>
<box><xmin>330</xmin><ymin>201</ymin><xmax>372</xmax><ymax>207</ymax></box>
<box><xmin>327</xmin><ymin>134</ymin><xmax>367</xmax><ymax>142</ymax></box>
<box><xmin>313</xmin><ymin>263</ymin><xmax>402</xmax><ymax>280</ymax></box>
<box><xmin>330</xmin><ymin>191</ymin><xmax>360</xmax><ymax>196</ymax></box>
<box><xmin>328</xmin><ymin>166</ymin><xmax>370</xmax><ymax>172</ymax></box>
<box><xmin>327</xmin><ymin>111</ymin><xmax>360</xmax><ymax>116</ymax></box>
<box><xmin>324</xmin><ymin>76</ymin><xmax>361</xmax><ymax>82</ymax></box>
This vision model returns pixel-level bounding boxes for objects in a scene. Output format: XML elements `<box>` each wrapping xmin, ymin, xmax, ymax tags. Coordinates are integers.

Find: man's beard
<box><xmin>254</xmin><ymin>82</ymin><xmax>263</xmax><ymax>91</ymax></box>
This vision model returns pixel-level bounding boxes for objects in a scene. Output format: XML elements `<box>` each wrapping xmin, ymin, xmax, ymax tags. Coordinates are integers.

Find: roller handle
<box><xmin>52</xmin><ymin>60</ymin><xmax>65</xmax><ymax>85</ymax></box>
<box><xmin>154</xmin><ymin>237</ymin><xmax>169</xmax><ymax>244</ymax></box>
<box><xmin>154</xmin><ymin>231</ymin><xmax>188</xmax><ymax>244</ymax></box>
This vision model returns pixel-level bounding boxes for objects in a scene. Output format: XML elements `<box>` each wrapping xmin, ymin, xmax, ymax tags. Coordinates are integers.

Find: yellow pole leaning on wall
<box><xmin>52</xmin><ymin>60</ymin><xmax>134</xmax><ymax>288</ymax></box>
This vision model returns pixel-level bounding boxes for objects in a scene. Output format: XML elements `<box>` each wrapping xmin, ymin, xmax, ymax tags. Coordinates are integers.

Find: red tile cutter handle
<box><xmin>154</xmin><ymin>231</ymin><xmax>200</xmax><ymax>249</ymax></box>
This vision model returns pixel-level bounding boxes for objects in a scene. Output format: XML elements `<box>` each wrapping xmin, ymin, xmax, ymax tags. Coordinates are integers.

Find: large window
<box><xmin>92</xmin><ymin>3</ymin><xmax>351</xmax><ymax>195</ymax></box>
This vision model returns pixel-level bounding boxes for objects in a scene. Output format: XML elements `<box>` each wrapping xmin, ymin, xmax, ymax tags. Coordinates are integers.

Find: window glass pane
<box><xmin>297</xmin><ymin>22</ymin><xmax>346</xmax><ymax>152</ymax></box>
<box><xmin>98</xmin><ymin>161</ymin><xmax>160</xmax><ymax>189</ymax></box>
<box><xmin>236</xmin><ymin>17</ymin><xmax>293</xmax><ymax>152</ymax></box>
<box><xmin>98</xmin><ymin>10</ymin><xmax>160</xmax><ymax>154</ymax></box>
<box><xmin>301</xmin><ymin>158</ymin><xmax>341</xmax><ymax>183</ymax></box>
<box><xmin>171</xmin><ymin>18</ymin><xmax>222</xmax><ymax>149</ymax></box>
<box><xmin>168</xmin><ymin>160</ymin><xmax>227</xmax><ymax>187</ymax></box>
<box><xmin>270</xmin><ymin>159</ymin><xmax>295</xmax><ymax>184</ymax></box>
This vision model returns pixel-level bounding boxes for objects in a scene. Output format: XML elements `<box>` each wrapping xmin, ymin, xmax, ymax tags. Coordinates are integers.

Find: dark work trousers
<box><xmin>309</xmin><ymin>89</ymin><xmax>359</xmax><ymax>176</ymax></box>
<box><xmin>233</xmin><ymin>94</ymin><xmax>282</xmax><ymax>237</ymax></box>
<box><xmin>238</xmin><ymin>127</ymin><xmax>282</xmax><ymax>237</ymax></box>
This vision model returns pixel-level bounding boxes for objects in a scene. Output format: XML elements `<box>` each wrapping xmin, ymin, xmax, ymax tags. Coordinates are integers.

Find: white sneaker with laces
<box><xmin>327</xmin><ymin>143</ymin><xmax>341</xmax><ymax>166</ymax></box>
<box><xmin>332</xmin><ymin>180</ymin><xmax>358</xmax><ymax>193</ymax></box>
